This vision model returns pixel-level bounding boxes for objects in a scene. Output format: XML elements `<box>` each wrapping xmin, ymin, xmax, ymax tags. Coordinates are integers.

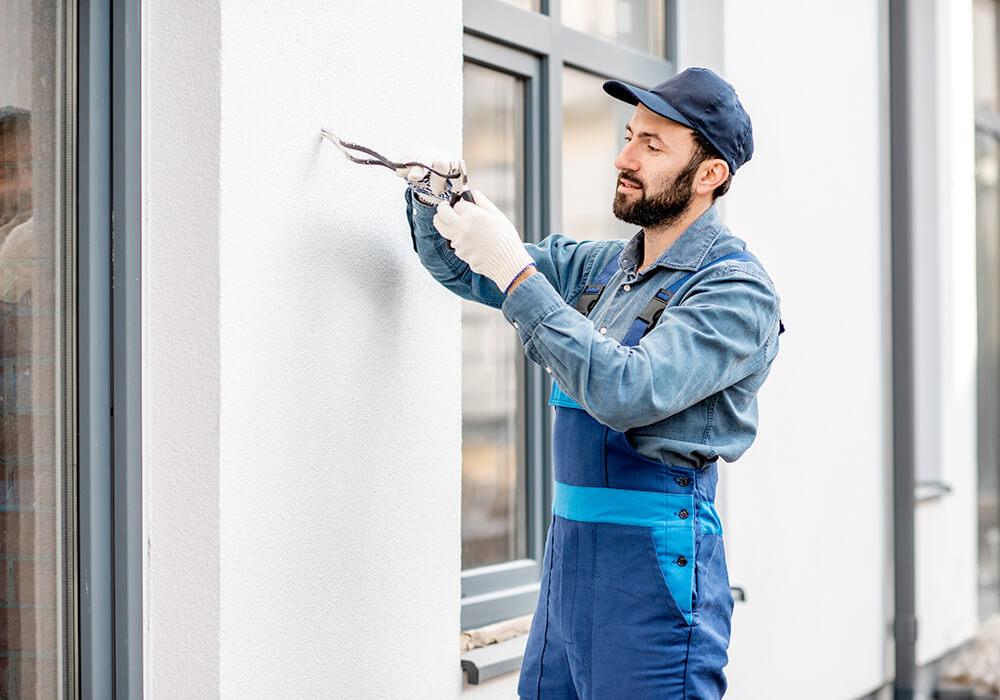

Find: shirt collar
<box><xmin>619</xmin><ymin>204</ymin><xmax>725</xmax><ymax>275</ymax></box>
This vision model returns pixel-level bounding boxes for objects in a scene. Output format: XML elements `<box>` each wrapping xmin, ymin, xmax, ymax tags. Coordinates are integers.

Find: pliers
<box><xmin>320</xmin><ymin>128</ymin><xmax>474</xmax><ymax>206</ymax></box>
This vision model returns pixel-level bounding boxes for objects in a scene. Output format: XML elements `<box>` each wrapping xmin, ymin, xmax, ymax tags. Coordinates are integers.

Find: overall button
<box><xmin>676</xmin><ymin>476</ymin><xmax>690</xmax><ymax>487</ymax></box>
<box><xmin>676</xmin><ymin>556</ymin><xmax>688</xmax><ymax>567</ymax></box>
<box><xmin>512</xmin><ymin>321</ymin><xmax>519</xmax><ymax>329</ymax></box>
<box><xmin>677</xmin><ymin>509</ymin><xmax>689</xmax><ymax>519</ymax></box>
<box><xmin>545</xmin><ymin>366</ymin><xmax>552</xmax><ymax>374</ymax></box>
<box><xmin>599</xmin><ymin>327</ymin><xmax>608</xmax><ymax>335</ymax></box>
<box><xmin>623</xmin><ymin>284</ymin><xmax>631</xmax><ymax>291</ymax></box>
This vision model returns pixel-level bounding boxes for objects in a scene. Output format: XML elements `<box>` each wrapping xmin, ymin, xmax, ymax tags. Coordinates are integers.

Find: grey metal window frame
<box><xmin>78</xmin><ymin>0</ymin><xmax>141</xmax><ymax>697</ymax></box>
<box><xmin>460</xmin><ymin>0</ymin><xmax>676</xmax><ymax>631</ymax></box>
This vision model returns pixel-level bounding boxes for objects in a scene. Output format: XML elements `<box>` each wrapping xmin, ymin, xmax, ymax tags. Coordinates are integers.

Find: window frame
<box><xmin>459</xmin><ymin>0</ymin><xmax>676</xmax><ymax>630</ymax></box>
<box><xmin>78</xmin><ymin>0</ymin><xmax>142</xmax><ymax>695</ymax></box>
<box><xmin>974</xmin><ymin>0</ymin><xmax>1000</xmax><ymax>623</ymax></box>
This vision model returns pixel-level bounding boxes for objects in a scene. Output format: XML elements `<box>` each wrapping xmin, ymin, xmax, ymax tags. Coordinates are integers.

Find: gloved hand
<box><xmin>395</xmin><ymin>145</ymin><xmax>462</xmax><ymax>203</ymax></box>
<box><xmin>433</xmin><ymin>191</ymin><xmax>536</xmax><ymax>293</ymax></box>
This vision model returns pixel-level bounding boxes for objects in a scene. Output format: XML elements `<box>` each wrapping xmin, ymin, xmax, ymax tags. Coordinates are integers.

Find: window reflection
<box><xmin>461</xmin><ymin>62</ymin><xmax>527</xmax><ymax>570</ymax></box>
<box><xmin>562</xmin><ymin>67</ymin><xmax>635</xmax><ymax>241</ymax></box>
<box><xmin>1</xmin><ymin>0</ymin><xmax>72</xmax><ymax>696</ymax></box>
<box><xmin>562</xmin><ymin>0</ymin><xmax>666</xmax><ymax>57</ymax></box>
<box><xmin>975</xmin><ymin>0</ymin><xmax>999</xmax><ymax>113</ymax></box>
<box><xmin>977</xmin><ymin>132</ymin><xmax>1000</xmax><ymax>622</ymax></box>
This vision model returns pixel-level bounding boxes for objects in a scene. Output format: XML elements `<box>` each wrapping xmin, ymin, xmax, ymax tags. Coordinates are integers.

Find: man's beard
<box><xmin>612</xmin><ymin>157</ymin><xmax>700</xmax><ymax>228</ymax></box>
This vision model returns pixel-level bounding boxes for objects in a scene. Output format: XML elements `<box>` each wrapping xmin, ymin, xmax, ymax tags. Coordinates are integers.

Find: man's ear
<box><xmin>695</xmin><ymin>159</ymin><xmax>729</xmax><ymax>195</ymax></box>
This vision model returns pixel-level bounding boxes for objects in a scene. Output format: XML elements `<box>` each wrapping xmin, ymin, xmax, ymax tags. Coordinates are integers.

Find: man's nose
<box><xmin>614</xmin><ymin>142</ymin><xmax>638</xmax><ymax>173</ymax></box>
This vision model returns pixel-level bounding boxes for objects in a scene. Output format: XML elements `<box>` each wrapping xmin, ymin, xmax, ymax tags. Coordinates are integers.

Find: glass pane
<box><xmin>974</xmin><ymin>0</ymin><xmax>999</xmax><ymax>113</ymax></box>
<box><xmin>461</xmin><ymin>62</ymin><xmax>527</xmax><ymax>570</ymax></box>
<box><xmin>977</xmin><ymin>132</ymin><xmax>1000</xmax><ymax>622</ymax></box>
<box><xmin>0</xmin><ymin>0</ymin><xmax>74</xmax><ymax>696</ymax></box>
<box><xmin>499</xmin><ymin>0</ymin><xmax>540</xmax><ymax>11</ymax></box>
<box><xmin>562</xmin><ymin>0</ymin><xmax>666</xmax><ymax>56</ymax></box>
<box><xmin>562</xmin><ymin>67</ymin><xmax>635</xmax><ymax>241</ymax></box>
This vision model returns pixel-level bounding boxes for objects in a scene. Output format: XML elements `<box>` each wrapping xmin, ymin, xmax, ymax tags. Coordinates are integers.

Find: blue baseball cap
<box><xmin>603</xmin><ymin>67</ymin><xmax>753</xmax><ymax>172</ymax></box>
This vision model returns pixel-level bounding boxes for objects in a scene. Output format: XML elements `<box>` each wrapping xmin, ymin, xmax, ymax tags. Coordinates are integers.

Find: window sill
<box><xmin>915</xmin><ymin>480</ymin><xmax>953</xmax><ymax>503</ymax></box>
<box><xmin>461</xmin><ymin>634</ymin><xmax>528</xmax><ymax>685</ymax></box>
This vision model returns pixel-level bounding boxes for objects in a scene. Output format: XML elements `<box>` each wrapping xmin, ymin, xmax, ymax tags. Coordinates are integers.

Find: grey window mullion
<box><xmin>522</xmin><ymin>52</ymin><xmax>548</xmax><ymax>573</ymax></box>
<box><xmin>560</xmin><ymin>28</ymin><xmax>673</xmax><ymax>87</ymax></box>
<box><xmin>664</xmin><ymin>0</ymin><xmax>679</xmax><ymax>63</ymax></box>
<box><xmin>111</xmin><ymin>0</ymin><xmax>142</xmax><ymax>696</ymax></box>
<box><xmin>462</xmin><ymin>559</ymin><xmax>539</xmax><ymax>597</ymax></box>
<box><xmin>463</xmin><ymin>0</ymin><xmax>552</xmax><ymax>55</ymax></box>
<box><xmin>544</xmin><ymin>0</ymin><xmax>563</xmax><ymax>236</ymax></box>
<box><xmin>78</xmin><ymin>0</ymin><xmax>115</xmax><ymax>696</ymax></box>
<box><xmin>463</xmin><ymin>34</ymin><xmax>537</xmax><ymax>77</ymax></box>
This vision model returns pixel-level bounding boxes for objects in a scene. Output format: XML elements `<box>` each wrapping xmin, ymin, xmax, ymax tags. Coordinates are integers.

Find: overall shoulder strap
<box><xmin>572</xmin><ymin>250</ymin><xmax>622</xmax><ymax>315</ymax></box>
<box><xmin>621</xmin><ymin>251</ymin><xmax>761</xmax><ymax>346</ymax></box>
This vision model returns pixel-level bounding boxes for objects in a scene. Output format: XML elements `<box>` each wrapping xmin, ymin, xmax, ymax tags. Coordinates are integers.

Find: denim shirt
<box><xmin>405</xmin><ymin>190</ymin><xmax>782</xmax><ymax>469</ymax></box>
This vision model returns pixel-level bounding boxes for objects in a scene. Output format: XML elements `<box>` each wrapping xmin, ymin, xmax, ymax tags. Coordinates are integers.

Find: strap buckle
<box><xmin>636</xmin><ymin>290</ymin><xmax>672</xmax><ymax>334</ymax></box>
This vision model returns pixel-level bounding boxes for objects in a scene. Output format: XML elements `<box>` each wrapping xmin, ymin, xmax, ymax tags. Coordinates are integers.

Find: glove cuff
<box><xmin>482</xmin><ymin>240</ymin><xmax>536</xmax><ymax>294</ymax></box>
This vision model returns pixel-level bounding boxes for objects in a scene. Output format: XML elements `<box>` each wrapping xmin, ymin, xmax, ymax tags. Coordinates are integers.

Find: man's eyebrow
<box><xmin>624</xmin><ymin>124</ymin><xmax>663</xmax><ymax>141</ymax></box>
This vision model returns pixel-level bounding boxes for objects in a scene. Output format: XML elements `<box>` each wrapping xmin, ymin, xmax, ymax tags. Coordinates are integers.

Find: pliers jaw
<box><xmin>449</xmin><ymin>160</ymin><xmax>475</xmax><ymax>206</ymax></box>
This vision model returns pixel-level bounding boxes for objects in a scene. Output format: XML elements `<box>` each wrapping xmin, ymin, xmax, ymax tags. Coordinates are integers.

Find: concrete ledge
<box><xmin>460</xmin><ymin>634</ymin><xmax>528</xmax><ymax>685</ymax></box>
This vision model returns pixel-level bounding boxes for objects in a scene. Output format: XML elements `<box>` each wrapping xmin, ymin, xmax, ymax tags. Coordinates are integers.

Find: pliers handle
<box><xmin>320</xmin><ymin>129</ymin><xmax>463</xmax><ymax>181</ymax></box>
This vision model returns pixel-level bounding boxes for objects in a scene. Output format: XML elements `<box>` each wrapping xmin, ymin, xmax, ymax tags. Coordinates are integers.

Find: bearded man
<box><xmin>401</xmin><ymin>67</ymin><xmax>782</xmax><ymax>699</ymax></box>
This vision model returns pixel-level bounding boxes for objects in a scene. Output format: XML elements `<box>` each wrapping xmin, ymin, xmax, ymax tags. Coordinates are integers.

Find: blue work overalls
<box><xmin>517</xmin><ymin>252</ymin><xmax>760</xmax><ymax>700</ymax></box>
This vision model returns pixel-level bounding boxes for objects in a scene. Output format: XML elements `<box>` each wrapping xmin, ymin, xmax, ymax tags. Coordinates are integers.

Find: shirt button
<box><xmin>545</xmin><ymin>366</ymin><xmax>552</xmax><ymax>374</ymax></box>
<box><xmin>623</xmin><ymin>284</ymin><xmax>631</xmax><ymax>291</ymax></box>
<box><xmin>676</xmin><ymin>556</ymin><xmax>688</xmax><ymax>567</ymax></box>
<box><xmin>599</xmin><ymin>327</ymin><xmax>608</xmax><ymax>335</ymax></box>
<box><xmin>678</xmin><ymin>509</ymin><xmax>689</xmax><ymax>519</ymax></box>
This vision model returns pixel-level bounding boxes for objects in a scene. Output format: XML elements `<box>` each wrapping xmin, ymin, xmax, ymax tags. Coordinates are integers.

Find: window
<box><xmin>975</xmin><ymin>0</ymin><xmax>1000</xmax><ymax>622</ymax></box>
<box><xmin>0</xmin><ymin>1</ymin><xmax>76</xmax><ymax>696</ymax></box>
<box><xmin>460</xmin><ymin>0</ymin><xmax>675</xmax><ymax>630</ymax></box>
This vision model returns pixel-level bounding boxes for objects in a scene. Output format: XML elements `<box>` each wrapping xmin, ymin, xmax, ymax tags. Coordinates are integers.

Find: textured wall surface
<box><xmin>719</xmin><ymin>0</ymin><xmax>978</xmax><ymax>697</ymax></box>
<box><xmin>215</xmin><ymin>0</ymin><xmax>469</xmax><ymax>697</ymax></box>
<box><xmin>720</xmin><ymin>1</ymin><xmax>890</xmax><ymax>697</ymax></box>
<box><xmin>143</xmin><ymin>0</ymin><xmax>223</xmax><ymax>697</ymax></box>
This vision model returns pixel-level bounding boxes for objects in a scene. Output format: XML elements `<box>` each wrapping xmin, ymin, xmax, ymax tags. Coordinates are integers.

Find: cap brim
<box><xmin>603</xmin><ymin>80</ymin><xmax>694</xmax><ymax>130</ymax></box>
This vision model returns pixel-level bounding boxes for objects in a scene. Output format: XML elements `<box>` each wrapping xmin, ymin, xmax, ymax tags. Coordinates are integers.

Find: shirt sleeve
<box><xmin>406</xmin><ymin>188</ymin><xmax>619</xmax><ymax>307</ymax></box>
<box><xmin>501</xmin><ymin>261</ymin><xmax>782</xmax><ymax>433</ymax></box>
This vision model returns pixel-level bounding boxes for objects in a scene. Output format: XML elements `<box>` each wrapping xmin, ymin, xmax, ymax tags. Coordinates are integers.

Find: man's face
<box><xmin>612</xmin><ymin>103</ymin><xmax>701</xmax><ymax>228</ymax></box>
<box><xmin>0</xmin><ymin>127</ymin><xmax>32</xmax><ymax>227</ymax></box>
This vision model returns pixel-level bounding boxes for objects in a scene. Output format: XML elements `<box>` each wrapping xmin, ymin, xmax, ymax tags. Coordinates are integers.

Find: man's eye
<box><xmin>647</xmin><ymin>145</ymin><xmax>660</xmax><ymax>153</ymax></box>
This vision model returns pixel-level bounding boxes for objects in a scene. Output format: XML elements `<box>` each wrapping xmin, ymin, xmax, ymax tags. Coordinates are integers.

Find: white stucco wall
<box><xmin>143</xmin><ymin>0</ymin><xmax>223</xmax><ymax>696</ymax></box>
<box><xmin>720</xmin><ymin>2</ymin><xmax>891</xmax><ymax>697</ymax></box>
<box><xmin>214</xmin><ymin>1</ymin><xmax>474</xmax><ymax>698</ymax></box>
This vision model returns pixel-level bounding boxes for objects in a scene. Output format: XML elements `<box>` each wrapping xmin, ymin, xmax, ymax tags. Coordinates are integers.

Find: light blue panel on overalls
<box><xmin>553</xmin><ymin>482</ymin><xmax>697</xmax><ymax>623</ymax></box>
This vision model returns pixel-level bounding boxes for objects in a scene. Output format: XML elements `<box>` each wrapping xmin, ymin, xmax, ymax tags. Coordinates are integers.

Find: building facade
<box><xmin>1</xmin><ymin>0</ymin><xmax>997</xmax><ymax>698</ymax></box>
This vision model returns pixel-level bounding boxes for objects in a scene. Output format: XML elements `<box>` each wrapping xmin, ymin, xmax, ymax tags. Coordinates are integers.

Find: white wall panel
<box><xmin>215</xmin><ymin>1</ymin><xmax>467</xmax><ymax>697</ymax></box>
<box><xmin>143</xmin><ymin>0</ymin><xmax>224</xmax><ymax>696</ymax></box>
<box><xmin>715</xmin><ymin>1</ymin><xmax>889</xmax><ymax>697</ymax></box>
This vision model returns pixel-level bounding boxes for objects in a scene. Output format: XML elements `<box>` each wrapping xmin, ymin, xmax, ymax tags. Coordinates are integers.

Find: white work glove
<box><xmin>395</xmin><ymin>145</ymin><xmax>462</xmax><ymax>204</ymax></box>
<box><xmin>433</xmin><ymin>191</ymin><xmax>536</xmax><ymax>293</ymax></box>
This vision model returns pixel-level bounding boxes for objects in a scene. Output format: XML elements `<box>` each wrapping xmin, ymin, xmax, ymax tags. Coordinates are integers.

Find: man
<box><xmin>0</xmin><ymin>107</ymin><xmax>34</xmax><ymax>305</ymax></box>
<box><xmin>401</xmin><ymin>67</ymin><xmax>781</xmax><ymax>699</ymax></box>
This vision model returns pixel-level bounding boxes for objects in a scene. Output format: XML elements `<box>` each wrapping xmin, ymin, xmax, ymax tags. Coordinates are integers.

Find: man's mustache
<box><xmin>617</xmin><ymin>171</ymin><xmax>643</xmax><ymax>189</ymax></box>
